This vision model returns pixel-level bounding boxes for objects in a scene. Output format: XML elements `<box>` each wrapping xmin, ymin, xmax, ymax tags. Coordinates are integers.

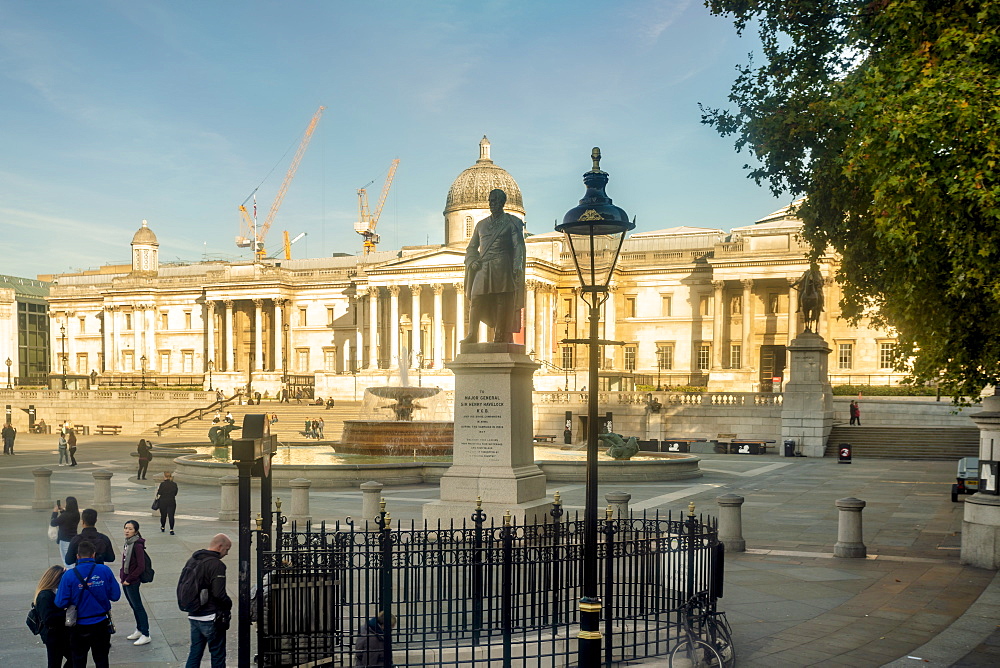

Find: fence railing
<box><xmin>255</xmin><ymin>499</ymin><xmax>724</xmax><ymax>667</ymax></box>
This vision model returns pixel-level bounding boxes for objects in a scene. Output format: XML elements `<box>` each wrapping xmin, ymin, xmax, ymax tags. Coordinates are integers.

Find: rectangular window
<box><xmin>184</xmin><ymin>312</ymin><xmax>192</xmax><ymax>329</ymax></box>
<box><xmin>561</xmin><ymin>346</ymin><xmax>574</xmax><ymax>369</ymax></box>
<box><xmin>661</xmin><ymin>295</ymin><xmax>672</xmax><ymax>317</ymax></box>
<box><xmin>658</xmin><ymin>344</ymin><xmax>674</xmax><ymax>370</ymax></box>
<box><xmin>76</xmin><ymin>353</ymin><xmax>87</xmax><ymax>374</ymax></box>
<box><xmin>879</xmin><ymin>342</ymin><xmax>896</xmax><ymax>369</ymax></box>
<box><xmin>182</xmin><ymin>351</ymin><xmax>194</xmax><ymax>373</ymax></box>
<box><xmin>159</xmin><ymin>351</ymin><xmax>170</xmax><ymax>373</ymax></box>
<box><xmin>97</xmin><ymin>353</ymin><xmax>103</xmax><ymax>373</ymax></box>
<box><xmin>624</xmin><ymin>345</ymin><xmax>637</xmax><ymax>371</ymax></box>
<box><xmin>699</xmin><ymin>296</ymin><xmax>710</xmax><ymax>316</ymax></box>
<box><xmin>124</xmin><ymin>313</ymin><xmax>133</xmax><ymax>330</ymax></box>
<box><xmin>838</xmin><ymin>343</ymin><xmax>854</xmax><ymax>369</ymax></box>
<box><xmin>327</xmin><ymin>307</ymin><xmax>336</xmax><ymax>326</ymax></box>
<box><xmin>563</xmin><ymin>298</ymin><xmax>574</xmax><ymax>319</ymax></box>
<box><xmin>123</xmin><ymin>350</ymin><xmax>134</xmax><ymax>372</ymax></box>
<box><xmin>299</xmin><ymin>308</ymin><xmax>308</xmax><ymax>327</ymax></box>
<box><xmin>698</xmin><ymin>345</ymin><xmax>711</xmax><ymax>371</ymax></box>
<box><xmin>296</xmin><ymin>349</ymin><xmax>309</xmax><ymax>372</ymax></box>
<box><xmin>625</xmin><ymin>296</ymin><xmax>637</xmax><ymax>318</ymax></box>
<box><xmin>730</xmin><ymin>344</ymin><xmax>742</xmax><ymax>369</ymax></box>
<box><xmin>159</xmin><ymin>312</ymin><xmax>168</xmax><ymax>329</ymax></box>
<box><xmin>323</xmin><ymin>349</ymin><xmax>336</xmax><ymax>371</ymax></box>
<box><xmin>78</xmin><ymin>317</ymin><xmax>86</xmax><ymax>334</ymax></box>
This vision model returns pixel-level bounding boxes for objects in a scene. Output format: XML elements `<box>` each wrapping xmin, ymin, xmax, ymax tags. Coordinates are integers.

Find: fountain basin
<box><xmin>339</xmin><ymin>420</ymin><xmax>454</xmax><ymax>456</ymax></box>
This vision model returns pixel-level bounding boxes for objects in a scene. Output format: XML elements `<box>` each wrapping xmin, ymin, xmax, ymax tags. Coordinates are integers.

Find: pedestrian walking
<box><xmin>67</xmin><ymin>508</ymin><xmax>116</xmax><ymax>565</ymax></box>
<box><xmin>120</xmin><ymin>520</ymin><xmax>151</xmax><ymax>645</ymax></box>
<box><xmin>33</xmin><ymin>564</ymin><xmax>70</xmax><ymax>668</ymax></box>
<box><xmin>310</xmin><ymin>418</ymin><xmax>320</xmax><ymax>440</ymax></box>
<box><xmin>155</xmin><ymin>471</ymin><xmax>179</xmax><ymax>534</ymax></box>
<box><xmin>849</xmin><ymin>400</ymin><xmax>861</xmax><ymax>426</ymax></box>
<box><xmin>50</xmin><ymin>496</ymin><xmax>80</xmax><ymax>566</ymax></box>
<box><xmin>317</xmin><ymin>417</ymin><xmax>325</xmax><ymax>440</ymax></box>
<box><xmin>55</xmin><ymin>540</ymin><xmax>120</xmax><ymax>668</ymax></box>
<box><xmin>136</xmin><ymin>439</ymin><xmax>152</xmax><ymax>480</ymax></box>
<box><xmin>57</xmin><ymin>432</ymin><xmax>69</xmax><ymax>466</ymax></box>
<box><xmin>304</xmin><ymin>418</ymin><xmax>312</xmax><ymax>438</ymax></box>
<box><xmin>179</xmin><ymin>533</ymin><xmax>232</xmax><ymax>668</ymax></box>
<box><xmin>67</xmin><ymin>429</ymin><xmax>78</xmax><ymax>466</ymax></box>
<box><xmin>2</xmin><ymin>422</ymin><xmax>15</xmax><ymax>454</ymax></box>
<box><xmin>355</xmin><ymin>611</ymin><xmax>394</xmax><ymax>666</ymax></box>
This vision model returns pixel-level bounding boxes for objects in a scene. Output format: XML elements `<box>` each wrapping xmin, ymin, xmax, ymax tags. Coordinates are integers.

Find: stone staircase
<box><xmin>824</xmin><ymin>424</ymin><xmax>979</xmax><ymax>460</ymax></box>
<box><xmin>143</xmin><ymin>401</ymin><xmax>362</xmax><ymax>443</ymax></box>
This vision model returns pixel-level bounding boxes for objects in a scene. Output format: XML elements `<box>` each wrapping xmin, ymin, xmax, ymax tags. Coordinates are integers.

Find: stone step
<box><xmin>825</xmin><ymin>426</ymin><xmax>979</xmax><ymax>459</ymax></box>
<box><xmin>145</xmin><ymin>402</ymin><xmax>362</xmax><ymax>443</ymax></box>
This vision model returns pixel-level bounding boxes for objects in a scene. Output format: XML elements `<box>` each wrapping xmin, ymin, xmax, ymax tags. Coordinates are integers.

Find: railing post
<box><xmin>603</xmin><ymin>505</ymin><xmax>617</xmax><ymax>667</ymax></box>
<box><xmin>502</xmin><ymin>510</ymin><xmax>513</xmax><ymax>668</ymax></box>
<box><xmin>685</xmin><ymin>502</ymin><xmax>697</xmax><ymax>601</ymax></box>
<box><xmin>716</xmin><ymin>494</ymin><xmax>746</xmax><ymax>552</ymax></box>
<box><xmin>32</xmin><ymin>467</ymin><xmax>53</xmax><ymax>510</ymax></box>
<box><xmin>550</xmin><ymin>492</ymin><xmax>564</xmax><ymax>633</ymax></box>
<box><xmin>91</xmin><ymin>469</ymin><xmax>114</xmax><ymax>512</ymax></box>
<box><xmin>834</xmin><ymin>497</ymin><xmax>867</xmax><ymax>558</ymax></box>
<box><xmin>472</xmin><ymin>497</ymin><xmax>486</xmax><ymax>646</ymax></box>
<box><xmin>377</xmin><ymin>500</ymin><xmax>393</xmax><ymax>668</ymax></box>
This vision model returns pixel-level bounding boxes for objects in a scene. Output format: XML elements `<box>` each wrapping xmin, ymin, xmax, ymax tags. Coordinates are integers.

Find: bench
<box><xmin>727</xmin><ymin>440</ymin><xmax>776</xmax><ymax>455</ymax></box>
<box><xmin>533</xmin><ymin>434</ymin><xmax>557</xmax><ymax>443</ymax></box>
<box><xmin>95</xmin><ymin>425</ymin><xmax>123</xmax><ymax>435</ymax></box>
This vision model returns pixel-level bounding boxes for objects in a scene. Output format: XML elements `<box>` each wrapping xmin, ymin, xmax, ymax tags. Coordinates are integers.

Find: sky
<box><xmin>0</xmin><ymin>0</ymin><xmax>790</xmax><ymax>279</ymax></box>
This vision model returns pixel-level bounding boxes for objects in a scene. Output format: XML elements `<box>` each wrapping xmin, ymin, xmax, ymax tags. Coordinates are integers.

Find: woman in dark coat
<box><xmin>50</xmin><ymin>495</ymin><xmax>79</xmax><ymax>566</ymax></box>
<box><xmin>34</xmin><ymin>564</ymin><xmax>69</xmax><ymax>668</ymax></box>
<box><xmin>120</xmin><ymin>520</ymin><xmax>151</xmax><ymax>644</ymax></box>
<box><xmin>155</xmin><ymin>471</ymin><xmax>178</xmax><ymax>534</ymax></box>
<box><xmin>136</xmin><ymin>440</ymin><xmax>153</xmax><ymax>480</ymax></box>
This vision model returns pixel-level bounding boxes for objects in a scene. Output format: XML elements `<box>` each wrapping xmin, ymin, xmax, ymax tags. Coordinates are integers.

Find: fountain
<box><xmin>336</xmin><ymin>349</ymin><xmax>454</xmax><ymax>455</ymax></box>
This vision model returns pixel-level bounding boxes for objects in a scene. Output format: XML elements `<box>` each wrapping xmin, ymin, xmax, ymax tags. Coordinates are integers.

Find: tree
<box><xmin>701</xmin><ymin>0</ymin><xmax>1000</xmax><ymax>399</ymax></box>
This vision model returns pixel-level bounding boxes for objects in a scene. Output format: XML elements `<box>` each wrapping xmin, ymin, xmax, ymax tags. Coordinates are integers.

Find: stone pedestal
<box><xmin>288</xmin><ymin>478</ymin><xmax>312</xmax><ymax>524</ymax></box>
<box><xmin>360</xmin><ymin>481</ymin><xmax>384</xmax><ymax>526</ymax></box>
<box><xmin>780</xmin><ymin>331</ymin><xmax>833</xmax><ymax>457</ymax></box>
<box><xmin>423</xmin><ymin>343</ymin><xmax>550</xmax><ymax>524</ymax></box>
<box><xmin>716</xmin><ymin>494</ymin><xmax>746</xmax><ymax>552</ymax></box>
<box><xmin>962</xmin><ymin>394</ymin><xmax>1000</xmax><ymax>569</ymax></box>
<box><xmin>834</xmin><ymin>497</ymin><xmax>867</xmax><ymax>558</ymax></box>
<box><xmin>218</xmin><ymin>475</ymin><xmax>239</xmax><ymax>521</ymax></box>
<box><xmin>605</xmin><ymin>491</ymin><xmax>631</xmax><ymax>518</ymax></box>
<box><xmin>91</xmin><ymin>470</ymin><xmax>114</xmax><ymax>513</ymax></box>
<box><xmin>645</xmin><ymin>408</ymin><xmax>664</xmax><ymax>442</ymax></box>
<box><xmin>32</xmin><ymin>468</ymin><xmax>53</xmax><ymax>510</ymax></box>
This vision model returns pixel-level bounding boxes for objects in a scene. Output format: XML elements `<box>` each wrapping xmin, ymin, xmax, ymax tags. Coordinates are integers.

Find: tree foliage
<box><xmin>701</xmin><ymin>0</ymin><xmax>1000</xmax><ymax>399</ymax></box>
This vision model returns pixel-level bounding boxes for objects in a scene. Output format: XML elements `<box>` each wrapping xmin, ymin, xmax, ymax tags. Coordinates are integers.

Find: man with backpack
<box><xmin>177</xmin><ymin>533</ymin><xmax>232</xmax><ymax>668</ymax></box>
<box><xmin>55</xmin><ymin>540</ymin><xmax>121</xmax><ymax>668</ymax></box>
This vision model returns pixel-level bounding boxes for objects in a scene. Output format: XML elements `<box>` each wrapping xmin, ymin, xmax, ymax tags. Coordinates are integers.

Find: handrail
<box><xmin>156</xmin><ymin>395</ymin><xmax>235</xmax><ymax>436</ymax></box>
<box><xmin>531</xmin><ymin>355</ymin><xmax>567</xmax><ymax>373</ymax></box>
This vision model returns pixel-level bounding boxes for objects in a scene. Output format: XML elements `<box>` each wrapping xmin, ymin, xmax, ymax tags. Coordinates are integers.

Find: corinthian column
<box><xmin>206</xmin><ymin>301</ymin><xmax>216</xmax><ymax>369</ymax></box>
<box><xmin>525</xmin><ymin>281</ymin><xmax>537</xmax><ymax>354</ymax></box>
<box><xmin>367</xmin><ymin>287</ymin><xmax>379</xmax><ymax>369</ymax></box>
<box><xmin>712</xmin><ymin>280</ymin><xmax>725</xmax><ymax>369</ymax></box>
<box><xmin>787</xmin><ymin>278</ymin><xmax>799</xmax><ymax>346</ymax></box>
<box><xmin>388</xmin><ymin>285</ymin><xmax>400</xmax><ymax>369</ymax></box>
<box><xmin>432</xmin><ymin>284</ymin><xmax>444</xmax><ymax>369</ymax></box>
<box><xmin>224</xmin><ymin>300</ymin><xmax>234</xmax><ymax>371</ymax></box>
<box><xmin>273</xmin><ymin>300</ymin><xmax>284</xmax><ymax>371</ymax></box>
<box><xmin>454</xmin><ymin>283</ymin><xmax>465</xmax><ymax>350</ymax></box>
<box><xmin>409</xmin><ymin>286</ymin><xmax>422</xmax><ymax>368</ymax></box>
<box><xmin>253</xmin><ymin>299</ymin><xmax>264</xmax><ymax>371</ymax></box>
<box><xmin>741</xmin><ymin>279</ymin><xmax>753</xmax><ymax>369</ymax></box>
<box><xmin>102</xmin><ymin>305</ymin><xmax>113</xmax><ymax>372</ymax></box>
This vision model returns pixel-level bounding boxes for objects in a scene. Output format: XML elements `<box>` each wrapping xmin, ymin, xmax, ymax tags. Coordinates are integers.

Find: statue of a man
<box><xmin>462</xmin><ymin>188</ymin><xmax>526</xmax><ymax>343</ymax></box>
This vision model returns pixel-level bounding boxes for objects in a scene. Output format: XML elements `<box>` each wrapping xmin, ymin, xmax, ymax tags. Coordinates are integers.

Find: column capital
<box><xmin>741</xmin><ymin>278</ymin><xmax>754</xmax><ymax>290</ymax></box>
<box><xmin>223</xmin><ymin>299</ymin><xmax>234</xmax><ymax>308</ymax></box>
<box><xmin>388</xmin><ymin>285</ymin><xmax>401</xmax><ymax>297</ymax></box>
<box><xmin>453</xmin><ymin>282</ymin><xmax>464</xmax><ymax>293</ymax></box>
<box><xmin>432</xmin><ymin>283</ymin><xmax>444</xmax><ymax>295</ymax></box>
<box><xmin>787</xmin><ymin>277</ymin><xmax>798</xmax><ymax>288</ymax></box>
<box><xmin>367</xmin><ymin>286</ymin><xmax>379</xmax><ymax>298</ymax></box>
<box><xmin>273</xmin><ymin>298</ymin><xmax>287</xmax><ymax>308</ymax></box>
<box><xmin>409</xmin><ymin>284</ymin><xmax>422</xmax><ymax>295</ymax></box>
<box><xmin>252</xmin><ymin>298</ymin><xmax>264</xmax><ymax>308</ymax></box>
<box><xmin>712</xmin><ymin>280</ymin><xmax>725</xmax><ymax>291</ymax></box>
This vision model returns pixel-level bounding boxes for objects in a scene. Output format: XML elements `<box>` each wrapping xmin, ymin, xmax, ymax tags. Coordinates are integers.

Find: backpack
<box><xmin>176</xmin><ymin>558</ymin><xmax>209</xmax><ymax>613</ymax></box>
<box><xmin>139</xmin><ymin>552</ymin><xmax>154</xmax><ymax>583</ymax></box>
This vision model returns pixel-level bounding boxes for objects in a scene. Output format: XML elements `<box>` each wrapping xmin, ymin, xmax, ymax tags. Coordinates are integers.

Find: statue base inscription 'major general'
<box><xmin>422</xmin><ymin>342</ymin><xmax>550</xmax><ymax>524</ymax></box>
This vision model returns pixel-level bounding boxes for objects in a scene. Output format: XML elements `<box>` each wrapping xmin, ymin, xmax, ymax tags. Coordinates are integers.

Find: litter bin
<box><xmin>838</xmin><ymin>443</ymin><xmax>852</xmax><ymax>464</ymax></box>
<box><xmin>784</xmin><ymin>439</ymin><xmax>796</xmax><ymax>457</ymax></box>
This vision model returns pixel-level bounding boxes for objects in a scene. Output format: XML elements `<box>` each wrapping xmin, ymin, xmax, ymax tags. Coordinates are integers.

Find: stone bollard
<box><xmin>834</xmin><ymin>497</ymin><xmax>867</xmax><ymax>558</ymax></box>
<box><xmin>605</xmin><ymin>491</ymin><xmax>632</xmax><ymax>518</ymax></box>
<box><xmin>218</xmin><ymin>475</ymin><xmax>239</xmax><ymax>521</ymax></box>
<box><xmin>32</xmin><ymin>468</ymin><xmax>54</xmax><ymax>510</ymax></box>
<box><xmin>361</xmin><ymin>481</ymin><xmax>384</xmax><ymax>525</ymax></box>
<box><xmin>289</xmin><ymin>478</ymin><xmax>312</xmax><ymax>524</ymax></box>
<box><xmin>716</xmin><ymin>494</ymin><xmax>746</xmax><ymax>552</ymax></box>
<box><xmin>91</xmin><ymin>470</ymin><xmax>114</xmax><ymax>512</ymax></box>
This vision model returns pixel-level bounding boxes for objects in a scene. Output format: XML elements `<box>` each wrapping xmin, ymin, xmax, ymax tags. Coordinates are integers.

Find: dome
<box><xmin>444</xmin><ymin>137</ymin><xmax>525</xmax><ymax>215</ymax></box>
<box><xmin>131</xmin><ymin>219</ymin><xmax>159</xmax><ymax>245</ymax></box>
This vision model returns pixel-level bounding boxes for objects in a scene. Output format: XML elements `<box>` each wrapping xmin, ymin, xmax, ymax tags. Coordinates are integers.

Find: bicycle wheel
<box><xmin>710</xmin><ymin>623</ymin><xmax>735</xmax><ymax>668</ymax></box>
<box><xmin>669</xmin><ymin>638</ymin><xmax>725</xmax><ymax>668</ymax></box>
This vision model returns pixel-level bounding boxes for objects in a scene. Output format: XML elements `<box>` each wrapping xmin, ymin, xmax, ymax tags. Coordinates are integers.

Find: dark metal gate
<box><xmin>255</xmin><ymin>498</ymin><xmax>723</xmax><ymax>667</ymax></box>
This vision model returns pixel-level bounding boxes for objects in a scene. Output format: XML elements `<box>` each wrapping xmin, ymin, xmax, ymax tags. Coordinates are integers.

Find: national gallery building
<box><xmin>44</xmin><ymin>138</ymin><xmax>900</xmax><ymax>398</ymax></box>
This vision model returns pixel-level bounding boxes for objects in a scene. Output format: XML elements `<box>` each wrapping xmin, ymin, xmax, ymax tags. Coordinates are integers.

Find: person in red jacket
<box><xmin>120</xmin><ymin>520</ymin><xmax>151</xmax><ymax>645</ymax></box>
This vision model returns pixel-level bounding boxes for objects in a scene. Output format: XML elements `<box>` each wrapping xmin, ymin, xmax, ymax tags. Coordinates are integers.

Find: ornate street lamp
<box><xmin>140</xmin><ymin>355</ymin><xmax>147</xmax><ymax>390</ymax></box>
<box><xmin>656</xmin><ymin>346</ymin><xmax>663</xmax><ymax>391</ymax></box>
<box><xmin>59</xmin><ymin>324</ymin><xmax>67</xmax><ymax>390</ymax></box>
<box><xmin>556</xmin><ymin>147</ymin><xmax>634</xmax><ymax>668</ymax></box>
<box><xmin>563</xmin><ymin>314</ymin><xmax>572</xmax><ymax>391</ymax></box>
<box><xmin>5</xmin><ymin>357</ymin><xmax>11</xmax><ymax>389</ymax></box>
<box><xmin>207</xmin><ymin>359</ymin><xmax>214</xmax><ymax>392</ymax></box>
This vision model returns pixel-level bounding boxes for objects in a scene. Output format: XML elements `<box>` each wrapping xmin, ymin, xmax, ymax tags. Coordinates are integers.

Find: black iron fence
<box><xmin>255</xmin><ymin>498</ymin><xmax>723</xmax><ymax>667</ymax></box>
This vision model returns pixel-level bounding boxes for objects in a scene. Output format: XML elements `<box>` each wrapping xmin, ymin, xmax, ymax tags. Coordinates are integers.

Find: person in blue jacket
<box><xmin>55</xmin><ymin>540</ymin><xmax>121</xmax><ymax>668</ymax></box>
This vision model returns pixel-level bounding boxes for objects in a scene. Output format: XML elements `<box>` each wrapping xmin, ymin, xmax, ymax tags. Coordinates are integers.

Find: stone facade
<box><xmin>44</xmin><ymin>139</ymin><xmax>903</xmax><ymax>399</ymax></box>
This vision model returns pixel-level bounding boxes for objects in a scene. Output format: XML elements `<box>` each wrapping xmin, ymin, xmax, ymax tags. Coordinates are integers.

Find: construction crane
<box><xmin>354</xmin><ymin>158</ymin><xmax>400</xmax><ymax>255</ymax></box>
<box><xmin>236</xmin><ymin>105</ymin><xmax>325</xmax><ymax>261</ymax></box>
<box><xmin>283</xmin><ymin>231</ymin><xmax>307</xmax><ymax>260</ymax></box>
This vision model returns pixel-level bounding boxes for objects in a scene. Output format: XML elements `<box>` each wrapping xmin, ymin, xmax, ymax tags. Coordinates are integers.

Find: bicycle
<box><xmin>668</xmin><ymin>592</ymin><xmax>735</xmax><ymax>668</ymax></box>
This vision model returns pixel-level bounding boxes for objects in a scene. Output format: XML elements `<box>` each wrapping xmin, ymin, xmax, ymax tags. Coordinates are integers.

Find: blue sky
<box><xmin>1</xmin><ymin>0</ymin><xmax>789</xmax><ymax>279</ymax></box>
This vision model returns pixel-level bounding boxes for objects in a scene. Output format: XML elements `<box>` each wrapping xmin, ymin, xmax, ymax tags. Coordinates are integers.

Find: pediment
<box><xmin>368</xmin><ymin>247</ymin><xmax>466</xmax><ymax>272</ymax></box>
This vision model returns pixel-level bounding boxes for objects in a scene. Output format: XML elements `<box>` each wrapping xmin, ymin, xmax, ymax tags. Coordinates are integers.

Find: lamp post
<box><xmin>5</xmin><ymin>357</ymin><xmax>11</xmax><ymax>389</ymax></box>
<box><xmin>207</xmin><ymin>359</ymin><xmax>214</xmax><ymax>392</ymax></box>
<box><xmin>563</xmin><ymin>314</ymin><xmax>572</xmax><ymax>391</ymax></box>
<box><xmin>416</xmin><ymin>351</ymin><xmax>424</xmax><ymax>387</ymax></box>
<box><xmin>656</xmin><ymin>346</ymin><xmax>663</xmax><ymax>391</ymax></box>
<box><xmin>140</xmin><ymin>355</ymin><xmax>147</xmax><ymax>390</ymax></box>
<box><xmin>59</xmin><ymin>324</ymin><xmax>67</xmax><ymax>390</ymax></box>
<box><xmin>556</xmin><ymin>147</ymin><xmax>634</xmax><ymax>668</ymax></box>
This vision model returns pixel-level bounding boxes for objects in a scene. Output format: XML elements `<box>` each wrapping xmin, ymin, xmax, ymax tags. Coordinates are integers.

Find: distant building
<box><xmin>45</xmin><ymin>137</ymin><xmax>901</xmax><ymax>397</ymax></box>
<box><xmin>0</xmin><ymin>274</ymin><xmax>50</xmax><ymax>386</ymax></box>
